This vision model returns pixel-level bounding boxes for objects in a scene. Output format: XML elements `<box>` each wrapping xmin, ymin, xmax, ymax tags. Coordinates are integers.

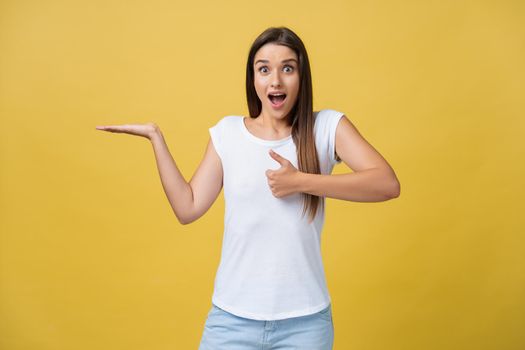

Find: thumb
<box><xmin>269</xmin><ymin>149</ymin><xmax>287</xmax><ymax>165</ymax></box>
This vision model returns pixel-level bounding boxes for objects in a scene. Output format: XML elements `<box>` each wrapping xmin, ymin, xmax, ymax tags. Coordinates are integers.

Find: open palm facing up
<box><xmin>95</xmin><ymin>122</ymin><xmax>158</xmax><ymax>140</ymax></box>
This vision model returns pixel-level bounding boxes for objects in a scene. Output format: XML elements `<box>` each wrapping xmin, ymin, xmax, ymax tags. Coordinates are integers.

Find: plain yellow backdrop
<box><xmin>1</xmin><ymin>0</ymin><xmax>524</xmax><ymax>349</ymax></box>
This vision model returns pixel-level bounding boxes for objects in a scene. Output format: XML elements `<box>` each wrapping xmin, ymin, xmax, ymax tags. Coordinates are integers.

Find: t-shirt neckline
<box><xmin>241</xmin><ymin>117</ymin><xmax>293</xmax><ymax>146</ymax></box>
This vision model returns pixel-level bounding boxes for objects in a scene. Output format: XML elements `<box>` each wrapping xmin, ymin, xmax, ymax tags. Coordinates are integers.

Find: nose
<box><xmin>271</xmin><ymin>70</ymin><xmax>282</xmax><ymax>88</ymax></box>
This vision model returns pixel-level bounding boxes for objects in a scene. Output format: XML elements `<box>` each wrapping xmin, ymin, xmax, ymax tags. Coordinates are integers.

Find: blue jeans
<box><xmin>198</xmin><ymin>304</ymin><xmax>334</xmax><ymax>349</ymax></box>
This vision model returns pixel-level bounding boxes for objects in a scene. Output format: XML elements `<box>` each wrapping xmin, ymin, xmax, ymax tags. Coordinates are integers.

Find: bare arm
<box><xmin>96</xmin><ymin>122</ymin><xmax>223</xmax><ymax>225</ymax></box>
<box><xmin>150</xmin><ymin>127</ymin><xmax>223</xmax><ymax>225</ymax></box>
<box><xmin>298</xmin><ymin>115</ymin><xmax>400</xmax><ymax>202</ymax></box>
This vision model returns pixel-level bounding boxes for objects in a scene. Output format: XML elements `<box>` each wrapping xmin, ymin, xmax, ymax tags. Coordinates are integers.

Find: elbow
<box><xmin>175</xmin><ymin>213</ymin><xmax>193</xmax><ymax>225</ymax></box>
<box><xmin>178</xmin><ymin>216</ymin><xmax>195</xmax><ymax>225</ymax></box>
<box><xmin>376</xmin><ymin>168</ymin><xmax>400</xmax><ymax>200</ymax></box>
<box><xmin>388</xmin><ymin>179</ymin><xmax>401</xmax><ymax>199</ymax></box>
<box><xmin>179</xmin><ymin>213</ymin><xmax>200</xmax><ymax>225</ymax></box>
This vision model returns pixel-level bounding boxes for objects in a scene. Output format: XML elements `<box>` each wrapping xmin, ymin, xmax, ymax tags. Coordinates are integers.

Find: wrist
<box><xmin>296</xmin><ymin>171</ymin><xmax>311</xmax><ymax>194</ymax></box>
<box><xmin>149</xmin><ymin>125</ymin><xmax>162</xmax><ymax>141</ymax></box>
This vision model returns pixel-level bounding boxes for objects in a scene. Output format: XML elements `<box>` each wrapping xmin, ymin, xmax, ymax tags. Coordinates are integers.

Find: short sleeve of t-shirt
<box><xmin>209</xmin><ymin>118</ymin><xmax>224</xmax><ymax>160</ymax></box>
<box><xmin>328</xmin><ymin>110</ymin><xmax>344</xmax><ymax>166</ymax></box>
<box><xmin>315</xmin><ymin>109</ymin><xmax>345</xmax><ymax>167</ymax></box>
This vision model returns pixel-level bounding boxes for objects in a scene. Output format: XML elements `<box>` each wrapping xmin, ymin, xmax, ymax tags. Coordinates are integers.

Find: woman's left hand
<box><xmin>265</xmin><ymin>149</ymin><xmax>302</xmax><ymax>198</ymax></box>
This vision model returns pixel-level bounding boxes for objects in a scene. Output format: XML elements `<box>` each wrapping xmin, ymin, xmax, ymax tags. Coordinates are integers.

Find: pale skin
<box><xmin>96</xmin><ymin>43</ymin><xmax>400</xmax><ymax>224</ymax></box>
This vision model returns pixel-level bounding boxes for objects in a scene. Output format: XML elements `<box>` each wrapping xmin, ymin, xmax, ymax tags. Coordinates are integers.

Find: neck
<box><xmin>257</xmin><ymin>110</ymin><xmax>291</xmax><ymax>132</ymax></box>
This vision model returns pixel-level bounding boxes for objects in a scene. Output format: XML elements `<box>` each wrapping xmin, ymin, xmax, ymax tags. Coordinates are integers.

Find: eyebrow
<box><xmin>254</xmin><ymin>58</ymin><xmax>298</xmax><ymax>65</ymax></box>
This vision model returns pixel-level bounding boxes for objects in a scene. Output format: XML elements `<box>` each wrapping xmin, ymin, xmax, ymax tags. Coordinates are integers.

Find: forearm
<box><xmin>298</xmin><ymin>168</ymin><xmax>400</xmax><ymax>202</ymax></box>
<box><xmin>149</xmin><ymin>129</ymin><xmax>194</xmax><ymax>224</ymax></box>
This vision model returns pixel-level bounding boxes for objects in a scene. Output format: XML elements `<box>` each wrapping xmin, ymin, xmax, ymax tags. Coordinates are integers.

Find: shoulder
<box><xmin>313</xmin><ymin>109</ymin><xmax>346</xmax><ymax>165</ymax></box>
<box><xmin>314</xmin><ymin>109</ymin><xmax>345</xmax><ymax>120</ymax></box>
<box><xmin>210</xmin><ymin>115</ymin><xmax>243</xmax><ymax>129</ymax></box>
<box><xmin>314</xmin><ymin>109</ymin><xmax>346</xmax><ymax>130</ymax></box>
<box><xmin>215</xmin><ymin>115</ymin><xmax>242</xmax><ymax>123</ymax></box>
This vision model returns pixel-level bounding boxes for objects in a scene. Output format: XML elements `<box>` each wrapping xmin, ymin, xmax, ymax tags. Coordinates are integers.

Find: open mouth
<box><xmin>268</xmin><ymin>93</ymin><xmax>287</xmax><ymax>107</ymax></box>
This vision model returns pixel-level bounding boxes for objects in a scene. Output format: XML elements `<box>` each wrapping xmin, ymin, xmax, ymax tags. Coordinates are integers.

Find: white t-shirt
<box><xmin>208</xmin><ymin>109</ymin><xmax>344</xmax><ymax>320</ymax></box>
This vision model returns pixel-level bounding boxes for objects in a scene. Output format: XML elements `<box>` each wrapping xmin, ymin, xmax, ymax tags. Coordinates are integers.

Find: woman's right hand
<box><xmin>95</xmin><ymin>122</ymin><xmax>159</xmax><ymax>140</ymax></box>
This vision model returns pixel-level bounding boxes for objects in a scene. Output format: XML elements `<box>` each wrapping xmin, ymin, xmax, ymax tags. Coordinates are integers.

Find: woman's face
<box><xmin>253</xmin><ymin>43</ymin><xmax>300</xmax><ymax>119</ymax></box>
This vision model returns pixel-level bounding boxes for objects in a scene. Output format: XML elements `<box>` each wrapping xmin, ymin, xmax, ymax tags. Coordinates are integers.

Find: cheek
<box><xmin>254</xmin><ymin>86</ymin><xmax>265</xmax><ymax>100</ymax></box>
<box><xmin>254</xmin><ymin>80</ymin><xmax>269</xmax><ymax>100</ymax></box>
<box><xmin>286</xmin><ymin>75</ymin><xmax>299</xmax><ymax>90</ymax></box>
<box><xmin>289</xmin><ymin>85</ymin><xmax>300</xmax><ymax>104</ymax></box>
<box><xmin>288</xmin><ymin>80</ymin><xmax>300</xmax><ymax>98</ymax></box>
<box><xmin>253</xmin><ymin>78</ymin><xmax>265</xmax><ymax>92</ymax></box>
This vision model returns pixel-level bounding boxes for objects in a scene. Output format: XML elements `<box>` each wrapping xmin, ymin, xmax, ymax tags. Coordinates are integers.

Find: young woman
<box><xmin>96</xmin><ymin>26</ymin><xmax>400</xmax><ymax>350</ymax></box>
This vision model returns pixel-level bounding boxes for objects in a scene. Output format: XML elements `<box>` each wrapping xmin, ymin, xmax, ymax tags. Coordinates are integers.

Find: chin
<box><xmin>266</xmin><ymin>106</ymin><xmax>290</xmax><ymax>116</ymax></box>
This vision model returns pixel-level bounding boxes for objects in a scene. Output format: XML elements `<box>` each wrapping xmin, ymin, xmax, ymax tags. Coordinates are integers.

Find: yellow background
<box><xmin>1</xmin><ymin>0</ymin><xmax>524</xmax><ymax>349</ymax></box>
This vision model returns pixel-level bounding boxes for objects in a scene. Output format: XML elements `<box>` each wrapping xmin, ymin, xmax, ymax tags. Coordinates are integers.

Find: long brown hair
<box><xmin>246</xmin><ymin>26</ymin><xmax>323</xmax><ymax>223</ymax></box>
